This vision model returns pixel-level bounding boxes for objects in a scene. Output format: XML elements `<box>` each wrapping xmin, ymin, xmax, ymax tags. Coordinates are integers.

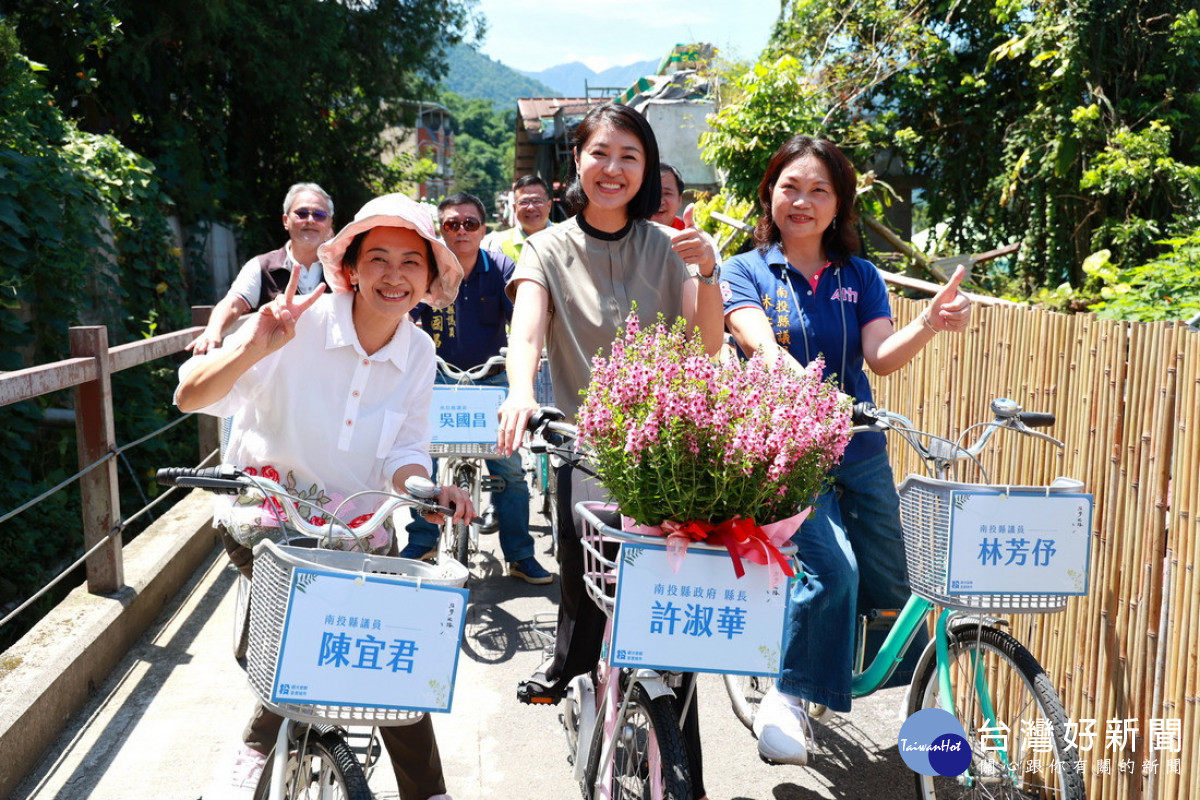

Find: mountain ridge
<box><xmin>519</xmin><ymin>59</ymin><xmax>661</xmax><ymax>98</ymax></box>
<box><xmin>440</xmin><ymin>44</ymin><xmax>662</xmax><ymax>109</ymax></box>
<box><xmin>440</xmin><ymin>44</ymin><xmax>561</xmax><ymax>108</ymax></box>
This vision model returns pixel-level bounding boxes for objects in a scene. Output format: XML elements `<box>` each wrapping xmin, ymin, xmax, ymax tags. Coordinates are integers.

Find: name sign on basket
<box><xmin>428</xmin><ymin>385</ymin><xmax>506</xmax><ymax>444</ymax></box>
<box><xmin>271</xmin><ymin>568</ymin><xmax>467</xmax><ymax>713</ymax></box>
<box><xmin>946</xmin><ymin>490</ymin><xmax>1093</xmax><ymax>596</ymax></box>
<box><xmin>610</xmin><ymin>543</ymin><xmax>788</xmax><ymax>676</ymax></box>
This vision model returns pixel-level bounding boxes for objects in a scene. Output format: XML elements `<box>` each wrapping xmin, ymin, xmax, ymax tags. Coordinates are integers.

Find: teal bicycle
<box><xmin>725</xmin><ymin>399</ymin><xmax>1088</xmax><ymax>800</ymax></box>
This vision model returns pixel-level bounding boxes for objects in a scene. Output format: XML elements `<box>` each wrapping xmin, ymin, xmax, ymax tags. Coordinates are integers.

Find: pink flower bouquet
<box><xmin>577</xmin><ymin>311</ymin><xmax>851</xmax><ymax>530</ymax></box>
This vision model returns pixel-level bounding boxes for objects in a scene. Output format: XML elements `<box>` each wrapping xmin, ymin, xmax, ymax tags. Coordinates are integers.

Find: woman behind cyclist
<box><xmin>720</xmin><ymin>135</ymin><xmax>972</xmax><ymax>766</ymax></box>
<box><xmin>495</xmin><ymin>102</ymin><xmax>724</xmax><ymax>799</ymax></box>
<box><xmin>176</xmin><ymin>193</ymin><xmax>474</xmax><ymax>800</ymax></box>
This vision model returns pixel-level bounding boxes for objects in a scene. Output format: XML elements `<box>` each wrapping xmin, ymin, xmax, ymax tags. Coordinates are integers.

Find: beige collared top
<box><xmin>509</xmin><ymin>216</ymin><xmax>693</xmax><ymax>418</ymax></box>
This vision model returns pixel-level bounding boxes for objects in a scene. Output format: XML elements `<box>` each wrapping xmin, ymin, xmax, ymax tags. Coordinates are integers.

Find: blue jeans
<box><xmin>406</xmin><ymin>373</ymin><xmax>534</xmax><ymax>562</ymax></box>
<box><xmin>778</xmin><ymin>450</ymin><xmax>926</xmax><ymax>711</ymax></box>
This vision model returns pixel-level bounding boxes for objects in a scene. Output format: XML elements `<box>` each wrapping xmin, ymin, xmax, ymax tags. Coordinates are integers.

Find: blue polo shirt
<box><xmin>722</xmin><ymin>245</ymin><xmax>891</xmax><ymax>465</ymax></box>
<box><xmin>411</xmin><ymin>249</ymin><xmax>514</xmax><ymax>371</ymax></box>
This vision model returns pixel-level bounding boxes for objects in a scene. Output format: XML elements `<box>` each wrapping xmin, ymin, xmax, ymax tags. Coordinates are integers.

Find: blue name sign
<box><xmin>271</xmin><ymin>568</ymin><xmax>467</xmax><ymax>712</ymax></box>
<box><xmin>428</xmin><ymin>385</ymin><xmax>506</xmax><ymax>444</ymax></box>
<box><xmin>610</xmin><ymin>544</ymin><xmax>788</xmax><ymax>677</ymax></box>
<box><xmin>947</xmin><ymin>490</ymin><xmax>1093</xmax><ymax>595</ymax></box>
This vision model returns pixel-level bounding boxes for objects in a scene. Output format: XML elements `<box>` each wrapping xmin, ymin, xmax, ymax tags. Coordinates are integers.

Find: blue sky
<box><xmin>471</xmin><ymin>0</ymin><xmax>780</xmax><ymax>73</ymax></box>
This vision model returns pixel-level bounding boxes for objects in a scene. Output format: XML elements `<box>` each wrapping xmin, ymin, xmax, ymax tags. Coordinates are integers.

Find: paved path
<box><xmin>12</xmin><ymin>510</ymin><xmax>912</xmax><ymax>799</ymax></box>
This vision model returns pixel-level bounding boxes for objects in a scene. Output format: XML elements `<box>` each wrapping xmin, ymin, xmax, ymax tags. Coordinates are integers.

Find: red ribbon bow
<box><xmin>623</xmin><ymin>508</ymin><xmax>810</xmax><ymax>589</ymax></box>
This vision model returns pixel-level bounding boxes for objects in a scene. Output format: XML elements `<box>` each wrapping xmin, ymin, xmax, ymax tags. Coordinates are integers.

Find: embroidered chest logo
<box><xmin>830</xmin><ymin>287</ymin><xmax>859</xmax><ymax>303</ymax></box>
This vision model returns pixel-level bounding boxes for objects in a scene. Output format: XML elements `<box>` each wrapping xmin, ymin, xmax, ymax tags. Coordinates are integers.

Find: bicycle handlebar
<box><xmin>523</xmin><ymin>406</ymin><xmax>597</xmax><ymax>476</ymax></box>
<box><xmin>849</xmin><ymin>397</ymin><xmax>1064</xmax><ymax>482</ymax></box>
<box><xmin>436</xmin><ymin>353</ymin><xmax>507</xmax><ymax>383</ymax></box>
<box><xmin>156</xmin><ymin>466</ymin><xmax>468</xmax><ymax>550</ymax></box>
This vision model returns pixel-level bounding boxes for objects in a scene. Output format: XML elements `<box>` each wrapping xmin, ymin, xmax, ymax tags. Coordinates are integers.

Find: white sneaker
<box><xmin>752</xmin><ymin>685</ymin><xmax>813</xmax><ymax>766</ymax></box>
<box><xmin>204</xmin><ymin>743</ymin><xmax>268</xmax><ymax>800</ymax></box>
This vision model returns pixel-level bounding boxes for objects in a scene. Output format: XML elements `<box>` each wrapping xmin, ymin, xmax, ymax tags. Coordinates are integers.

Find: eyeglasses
<box><xmin>441</xmin><ymin>218</ymin><xmax>481</xmax><ymax>232</ymax></box>
<box><xmin>292</xmin><ymin>208</ymin><xmax>330</xmax><ymax>222</ymax></box>
<box><xmin>516</xmin><ymin>198</ymin><xmax>548</xmax><ymax>208</ymax></box>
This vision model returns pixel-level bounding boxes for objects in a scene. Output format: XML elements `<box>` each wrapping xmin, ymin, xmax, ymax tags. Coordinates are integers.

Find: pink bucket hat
<box><xmin>318</xmin><ymin>193</ymin><xmax>463</xmax><ymax>309</ymax></box>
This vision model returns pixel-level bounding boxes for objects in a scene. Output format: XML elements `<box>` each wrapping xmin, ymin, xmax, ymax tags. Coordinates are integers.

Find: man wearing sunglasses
<box><xmin>405</xmin><ymin>192</ymin><xmax>553</xmax><ymax>585</ymax></box>
<box><xmin>188</xmin><ymin>183</ymin><xmax>335</xmax><ymax>354</ymax></box>
<box><xmin>481</xmin><ymin>174</ymin><xmax>554</xmax><ymax>263</ymax></box>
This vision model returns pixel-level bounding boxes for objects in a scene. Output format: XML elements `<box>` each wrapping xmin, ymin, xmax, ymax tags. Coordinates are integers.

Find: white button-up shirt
<box><xmin>177</xmin><ymin>291</ymin><xmax>436</xmax><ymax>546</ymax></box>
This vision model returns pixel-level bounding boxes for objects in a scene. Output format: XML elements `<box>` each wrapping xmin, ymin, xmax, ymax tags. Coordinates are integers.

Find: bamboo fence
<box><xmin>878</xmin><ymin>298</ymin><xmax>1199</xmax><ymax>799</ymax></box>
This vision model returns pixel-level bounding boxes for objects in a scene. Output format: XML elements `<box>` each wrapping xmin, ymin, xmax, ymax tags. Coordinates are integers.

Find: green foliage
<box><xmin>692</xmin><ymin>191</ymin><xmax>755</xmax><ymax>256</ymax></box>
<box><xmin>701</xmin><ymin>1</ymin><xmax>1200</xmax><ymax>312</ymax></box>
<box><xmin>4</xmin><ymin>0</ymin><xmax>479</xmax><ymax>255</ymax></box>
<box><xmin>441</xmin><ymin>43</ymin><xmax>559</xmax><ymax>109</ymax></box>
<box><xmin>439</xmin><ymin>91</ymin><xmax>515</xmax><ymax>215</ymax></box>
<box><xmin>1084</xmin><ymin>235</ymin><xmax>1200</xmax><ymax>321</ymax></box>
<box><xmin>700</xmin><ymin>55</ymin><xmax>824</xmax><ymax>200</ymax></box>
<box><xmin>374</xmin><ymin>152</ymin><xmax>440</xmax><ymax>197</ymax></box>
<box><xmin>0</xmin><ymin>32</ymin><xmax>193</xmax><ymax>641</ymax></box>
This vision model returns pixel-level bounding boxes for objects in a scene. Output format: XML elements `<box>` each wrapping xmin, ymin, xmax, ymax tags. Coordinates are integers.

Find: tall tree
<box><xmin>3</xmin><ymin>0</ymin><xmax>481</xmax><ymax>257</ymax></box>
<box><xmin>703</xmin><ymin>1</ymin><xmax>1200</xmax><ymax>298</ymax></box>
<box><xmin>440</xmin><ymin>91</ymin><xmax>515</xmax><ymax>215</ymax></box>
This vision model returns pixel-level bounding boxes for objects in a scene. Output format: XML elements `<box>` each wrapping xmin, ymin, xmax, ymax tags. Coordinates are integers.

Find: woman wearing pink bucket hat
<box><xmin>176</xmin><ymin>192</ymin><xmax>469</xmax><ymax>800</ymax></box>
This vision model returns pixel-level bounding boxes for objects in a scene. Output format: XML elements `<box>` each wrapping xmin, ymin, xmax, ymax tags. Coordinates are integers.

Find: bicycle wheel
<box><xmin>451</xmin><ymin>464</ymin><xmax>475</xmax><ymax>569</ymax></box>
<box><xmin>583</xmin><ymin>683</ymin><xmax>692</xmax><ymax>800</ymax></box>
<box><xmin>908</xmin><ymin>623</ymin><xmax>1084</xmax><ymax>800</ymax></box>
<box><xmin>546</xmin><ymin>460</ymin><xmax>560</xmax><ymax>556</ymax></box>
<box><xmin>256</xmin><ymin>728</ymin><xmax>372</xmax><ymax>800</ymax></box>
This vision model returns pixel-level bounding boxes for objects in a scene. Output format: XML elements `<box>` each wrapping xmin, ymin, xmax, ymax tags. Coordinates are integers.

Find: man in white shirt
<box><xmin>188</xmin><ymin>183</ymin><xmax>335</xmax><ymax>354</ymax></box>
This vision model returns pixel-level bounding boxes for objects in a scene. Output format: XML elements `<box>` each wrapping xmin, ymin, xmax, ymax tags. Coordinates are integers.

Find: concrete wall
<box><xmin>0</xmin><ymin>491</ymin><xmax>219</xmax><ymax>799</ymax></box>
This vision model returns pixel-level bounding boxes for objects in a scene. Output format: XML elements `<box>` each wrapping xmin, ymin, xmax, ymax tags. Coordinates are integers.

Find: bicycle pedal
<box><xmin>516</xmin><ymin>679</ymin><xmax>562</xmax><ymax>705</ymax></box>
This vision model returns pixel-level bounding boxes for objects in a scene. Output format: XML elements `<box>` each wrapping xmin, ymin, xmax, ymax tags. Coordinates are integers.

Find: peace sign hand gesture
<box><xmin>246</xmin><ymin>266</ymin><xmax>327</xmax><ymax>354</ymax></box>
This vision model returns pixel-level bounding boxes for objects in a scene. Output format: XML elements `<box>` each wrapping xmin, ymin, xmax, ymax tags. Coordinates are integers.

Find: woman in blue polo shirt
<box><xmin>720</xmin><ymin>135</ymin><xmax>972</xmax><ymax>767</ymax></box>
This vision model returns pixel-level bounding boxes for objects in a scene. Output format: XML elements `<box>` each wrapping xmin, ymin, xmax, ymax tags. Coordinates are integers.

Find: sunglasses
<box><xmin>441</xmin><ymin>218</ymin><xmax>482</xmax><ymax>232</ymax></box>
<box><xmin>292</xmin><ymin>208</ymin><xmax>330</xmax><ymax>222</ymax></box>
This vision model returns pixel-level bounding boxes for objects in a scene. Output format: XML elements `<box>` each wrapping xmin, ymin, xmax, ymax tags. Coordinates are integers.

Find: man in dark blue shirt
<box><xmin>404</xmin><ymin>193</ymin><xmax>551</xmax><ymax>585</ymax></box>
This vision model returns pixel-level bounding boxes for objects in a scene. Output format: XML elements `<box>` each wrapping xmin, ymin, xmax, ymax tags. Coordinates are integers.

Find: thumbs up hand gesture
<box><xmin>924</xmin><ymin>265</ymin><xmax>972</xmax><ymax>333</ymax></box>
<box><xmin>669</xmin><ymin>203</ymin><xmax>719</xmax><ymax>279</ymax></box>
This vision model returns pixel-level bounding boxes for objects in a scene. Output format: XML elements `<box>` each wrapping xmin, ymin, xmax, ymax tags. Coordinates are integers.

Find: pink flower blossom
<box><xmin>577</xmin><ymin>312</ymin><xmax>852</xmax><ymax>526</ymax></box>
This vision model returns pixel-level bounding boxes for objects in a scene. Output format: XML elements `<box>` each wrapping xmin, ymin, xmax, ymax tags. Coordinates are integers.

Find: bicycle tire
<box><xmin>546</xmin><ymin>462</ymin><xmax>560</xmax><ymax>557</ymax></box>
<box><xmin>452</xmin><ymin>464</ymin><xmax>474</xmax><ymax>569</ymax></box>
<box><xmin>583</xmin><ymin>683</ymin><xmax>692</xmax><ymax>800</ymax></box>
<box><xmin>233</xmin><ymin>574</ymin><xmax>251</xmax><ymax>661</ymax></box>
<box><xmin>255</xmin><ymin>728</ymin><xmax>372</xmax><ymax>800</ymax></box>
<box><xmin>907</xmin><ymin>623</ymin><xmax>1084</xmax><ymax>800</ymax></box>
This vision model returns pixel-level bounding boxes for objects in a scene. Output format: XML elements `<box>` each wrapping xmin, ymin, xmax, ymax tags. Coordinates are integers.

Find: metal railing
<box><xmin>0</xmin><ymin>307</ymin><xmax>217</xmax><ymax>623</ymax></box>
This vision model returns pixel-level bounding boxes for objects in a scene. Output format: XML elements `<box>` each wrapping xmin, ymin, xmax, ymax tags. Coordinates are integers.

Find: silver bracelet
<box><xmin>697</xmin><ymin>264</ymin><xmax>721</xmax><ymax>286</ymax></box>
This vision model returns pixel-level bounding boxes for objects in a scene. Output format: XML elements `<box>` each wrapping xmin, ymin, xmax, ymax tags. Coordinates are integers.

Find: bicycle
<box><xmin>427</xmin><ymin>353</ymin><xmax>509</xmax><ymax>574</ymax></box>
<box><xmin>723</xmin><ymin>398</ymin><xmax>1090</xmax><ymax>799</ymax></box>
<box><xmin>522</xmin><ymin>409</ymin><xmax>797</xmax><ymax>800</ymax></box>
<box><xmin>156</xmin><ymin>466</ymin><xmax>468</xmax><ymax>800</ymax></box>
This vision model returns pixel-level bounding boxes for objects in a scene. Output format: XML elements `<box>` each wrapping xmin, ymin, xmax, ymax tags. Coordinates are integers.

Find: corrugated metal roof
<box><xmin>515</xmin><ymin>98</ymin><xmax>597</xmax><ymax>135</ymax></box>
